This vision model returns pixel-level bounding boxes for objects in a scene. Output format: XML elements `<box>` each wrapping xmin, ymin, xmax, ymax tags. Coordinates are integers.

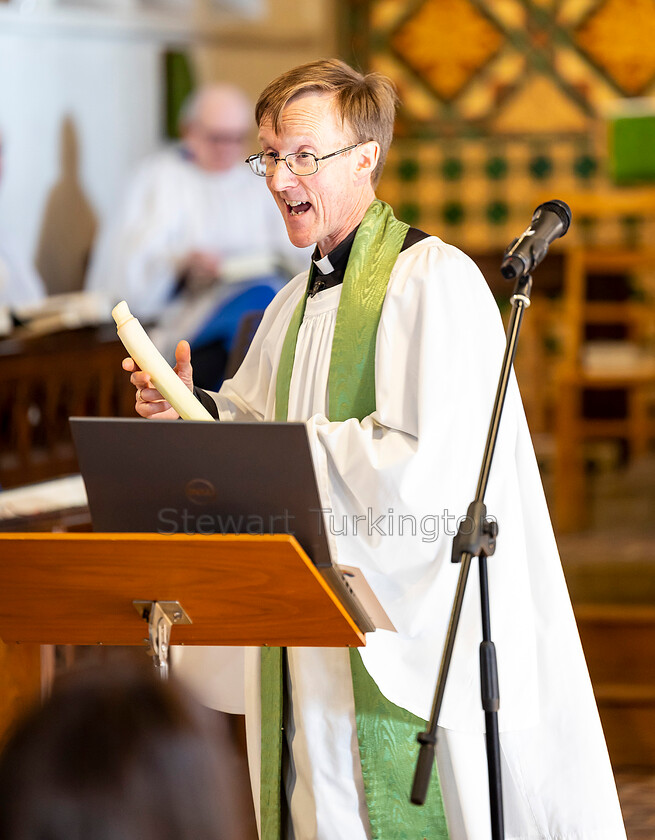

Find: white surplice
<box><xmin>0</xmin><ymin>229</ymin><xmax>45</xmax><ymax>309</ymax></box>
<box><xmin>85</xmin><ymin>148</ymin><xmax>309</xmax><ymax>321</ymax></box>
<box><xmin>188</xmin><ymin>236</ymin><xmax>626</xmax><ymax>840</ymax></box>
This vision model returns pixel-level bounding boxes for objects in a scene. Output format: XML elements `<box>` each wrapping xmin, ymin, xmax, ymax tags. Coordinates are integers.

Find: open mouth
<box><xmin>285</xmin><ymin>199</ymin><xmax>311</xmax><ymax>216</ymax></box>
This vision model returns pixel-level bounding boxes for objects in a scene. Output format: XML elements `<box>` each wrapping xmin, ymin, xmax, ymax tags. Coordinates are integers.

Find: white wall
<box><xmin>194</xmin><ymin>0</ymin><xmax>337</xmax><ymax>100</ymax></box>
<box><xmin>0</xmin><ymin>15</ymin><xmax>168</xmax><ymax>263</ymax></box>
<box><xmin>0</xmin><ymin>0</ymin><xmax>336</xmax><ymax>280</ymax></box>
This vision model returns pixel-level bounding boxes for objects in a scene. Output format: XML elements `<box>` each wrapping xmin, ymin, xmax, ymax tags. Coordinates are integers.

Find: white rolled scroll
<box><xmin>112</xmin><ymin>300</ymin><xmax>215</xmax><ymax>421</ymax></box>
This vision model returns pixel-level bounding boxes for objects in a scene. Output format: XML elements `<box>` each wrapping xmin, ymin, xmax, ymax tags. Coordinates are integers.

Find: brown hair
<box><xmin>255</xmin><ymin>58</ymin><xmax>398</xmax><ymax>188</ymax></box>
<box><xmin>0</xmin><ymin>663</ymin><xmax>229</xmax><ymax>840</ymax></box>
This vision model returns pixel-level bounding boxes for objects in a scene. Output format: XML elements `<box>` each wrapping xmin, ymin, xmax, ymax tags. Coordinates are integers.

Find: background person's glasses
<box><xmin>195</xmin><ymin>130</ymin><xmax>249</xmax><ymax>146</ymax></box>
<box><xmin>245</xmin><ymin>143</ymin><xmax>362</xmax><ymax>177</ymax></box>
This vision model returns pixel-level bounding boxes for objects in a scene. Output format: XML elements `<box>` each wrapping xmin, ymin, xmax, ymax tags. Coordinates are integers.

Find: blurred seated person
<box><xmin>85</xmin><ymin>84</ymin><xmax>309</xmax><ymax>383</ymax></box>
<box><xmin>0</xmin><ymin>130</ymin><xmax>46</xmax><ymax>317</ymax></box>
<box><xmin>0</xmin><ymin>662</ymin><xmax>243</xmax><ymax>840</ymax></box>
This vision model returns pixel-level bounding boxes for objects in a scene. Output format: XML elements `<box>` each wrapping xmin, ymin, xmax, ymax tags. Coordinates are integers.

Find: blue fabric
<box><xmin>191</xmin><ymin>277</ymin><xmax>285</xmax><ymax>350</ymax></box>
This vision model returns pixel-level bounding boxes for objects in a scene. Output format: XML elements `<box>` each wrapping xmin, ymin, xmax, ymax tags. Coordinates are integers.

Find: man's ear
<box><xmin>353</xmin><ymin>140</ymin><xmax>380</xmax><ymax>183</ymax></box>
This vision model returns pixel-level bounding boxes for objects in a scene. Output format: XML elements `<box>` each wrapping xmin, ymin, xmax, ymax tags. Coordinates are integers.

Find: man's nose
<box><xmin>269</xmin><ymin>158</ymin><xmax>299</xmax><ymax>191</ymax></box>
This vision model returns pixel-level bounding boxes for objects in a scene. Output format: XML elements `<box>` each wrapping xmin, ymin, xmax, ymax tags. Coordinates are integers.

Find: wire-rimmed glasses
<box><xmin>245</xmin><ymin>143</ymin><xmax>363</xmax><ymax>177</ymax></box>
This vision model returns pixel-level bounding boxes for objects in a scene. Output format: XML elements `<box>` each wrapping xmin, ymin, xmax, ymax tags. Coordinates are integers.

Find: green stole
<box><xmin>261</xmin><ymin>200</ymin><xmax>449</xmax><ymax>840</ymax></box>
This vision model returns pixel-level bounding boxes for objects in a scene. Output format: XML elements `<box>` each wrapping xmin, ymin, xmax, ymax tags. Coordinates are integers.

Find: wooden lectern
<box><xmin>0</xmin><ymin>532</ymin><xmax>368</xmax><ymax>678</ymax></box>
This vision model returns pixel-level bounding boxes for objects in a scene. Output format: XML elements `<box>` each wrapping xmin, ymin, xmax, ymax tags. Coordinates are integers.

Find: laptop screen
<box><xmin>70</xmin><ymin>417</ymin><xmax>332</xmax><ymax>571</ymax></box>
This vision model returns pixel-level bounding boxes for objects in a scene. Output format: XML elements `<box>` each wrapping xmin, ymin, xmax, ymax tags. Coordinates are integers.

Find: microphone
<box><xmin>501</xmin><ymin>200</ymin><xmax>572</xmax><ymax>280</ymax></box>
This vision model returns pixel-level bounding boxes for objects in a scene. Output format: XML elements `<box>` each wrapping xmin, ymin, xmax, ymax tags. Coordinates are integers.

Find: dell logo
<box><xmin>184</xmin><ymin>478</ymin><xmax>217</xmax><ymax>505</ymax></box>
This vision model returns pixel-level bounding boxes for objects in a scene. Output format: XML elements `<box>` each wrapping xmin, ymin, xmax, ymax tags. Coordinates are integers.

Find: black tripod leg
<box><xmin>411</xmin><ymin>276</ymin><xmax>534</xmax><ymax>837</ymax></box>
<box><xmin>412</xmin><ymin>553</ymin><xmax>473</xmax><ymax>805</ymax></box>
<box><xmin>479</xmin><ymin>554</ymin><xmax>504</xmax><ymax>840</ymax></box>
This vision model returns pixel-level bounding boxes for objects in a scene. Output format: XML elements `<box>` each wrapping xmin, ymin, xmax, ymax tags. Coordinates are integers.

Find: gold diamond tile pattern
<box><xmin>391</xmin><ymin>0</ymin><xmax>505</xmax><ymax>101</ymax></box>
<box><xmin>491</xmin><ymin>74</ymin><xmax>591</xmax><ymax>133</ymax></box>
<box><xmin>575</xmin><ymin>0</ymin><xmax>655</xmax><ymax>94</ymax></box>
<box><xmin>347</xmin><ymin>0</ymin><xmax>655</xmax><ymax>253</ymax></box>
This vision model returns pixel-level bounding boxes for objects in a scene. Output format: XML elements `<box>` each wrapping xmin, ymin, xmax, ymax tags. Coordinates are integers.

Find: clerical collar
<box><xmin>306</xmin><ymin>222</ymin><xmax>430</xmax><ymax>297</ymax></box>
<box><xmin>313</xmin><ymin>252</ymin><xmax>334</xmax><ymax>275</ymax></box>
<box><xmin>308</xmin><ymin>226</ymin><xmax>359</xmax><ymax>297</ymax></box>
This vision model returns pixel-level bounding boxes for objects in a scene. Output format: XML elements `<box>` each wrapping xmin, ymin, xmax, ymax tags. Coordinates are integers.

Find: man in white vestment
<box><xmin>0</xmin><ymin>131</ymin><xmax>45</xmax><ymax>315</ymax></box>
<box><xmin>86</xmin><ymin>84</ymin><xmax>309</xmax><ymax>379</ymax></box>
<box><xmin>124</xmin><ymin>60</ymin><xmax>626</xmax><ymax>840</ymax></box>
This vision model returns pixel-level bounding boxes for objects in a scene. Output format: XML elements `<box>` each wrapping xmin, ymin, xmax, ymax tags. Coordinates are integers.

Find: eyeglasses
<box><xmin>195</xmin><ymin>129</ymin><xmax>249</xmax><ymax>146</ymax></box>
<box><xmin>245</xmin><ymin>143</ymin><xmax>362</xmax><ymax>177</ymax></box>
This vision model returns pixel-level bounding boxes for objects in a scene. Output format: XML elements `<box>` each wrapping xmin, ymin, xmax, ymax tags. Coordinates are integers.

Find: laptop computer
<box><xmin>70</xmin><ymin>417</ymin><xmax>375</xmax><ymax>633</ymax></box>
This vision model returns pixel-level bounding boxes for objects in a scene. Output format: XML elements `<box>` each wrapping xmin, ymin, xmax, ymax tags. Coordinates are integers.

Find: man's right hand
<box><xmin>180</xmin><ymin>250</ymin><xmax>222</xmax><ymax>292</ymax></box>
<box><xmin>122</xmin><ymin>340</ymin><xmax>194</xmax><ymax>420</ymax></box>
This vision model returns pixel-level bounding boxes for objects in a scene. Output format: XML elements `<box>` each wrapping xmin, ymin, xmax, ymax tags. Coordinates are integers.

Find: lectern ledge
<box><xmin>0</xmin><ymin>532</ymin><xmax>374</xmax><ymax>676</ymax></box>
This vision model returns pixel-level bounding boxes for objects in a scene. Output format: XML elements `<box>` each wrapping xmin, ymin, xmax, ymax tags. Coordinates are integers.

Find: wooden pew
<box><xmin>0</xmin><ymin>325</ymin><xmax>134</xmax><ymax>489</ymax></box>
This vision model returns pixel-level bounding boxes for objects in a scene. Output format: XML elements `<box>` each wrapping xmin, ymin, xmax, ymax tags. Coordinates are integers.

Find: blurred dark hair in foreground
<box><xmin>0</xmin><ymin>661</ymin><xmax>229</xmax><ymax>840</ymax></box>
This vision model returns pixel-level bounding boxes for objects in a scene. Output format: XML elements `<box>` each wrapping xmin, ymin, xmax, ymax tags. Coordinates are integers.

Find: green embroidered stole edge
<box><xmin>260</xmin><ymin>646</ymin><xmax>284</xmax><ymax>840</ymax></box>
<box><xmin>274</xmin><ymin>198</ymin><xmax>407</xmax><ymax>423</ymax></box>
<box><xmin>349</xmin><ymin>649</ymin><xmax>449</xmax><ymax>840</ymax></box>
<box><xmin>262</xmin><ymin>200</ymin><xmax>448</xmax><ymax>838</ymax></box>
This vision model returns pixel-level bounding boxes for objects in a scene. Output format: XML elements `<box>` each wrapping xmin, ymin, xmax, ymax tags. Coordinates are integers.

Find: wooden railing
<box><xmin>0</xmin><ymin>326</ymin><xmax>135</xmax><ymax>489</ymax></box>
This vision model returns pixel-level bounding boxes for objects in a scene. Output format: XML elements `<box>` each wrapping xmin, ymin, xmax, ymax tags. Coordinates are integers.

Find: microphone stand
<box><xmin>410</xmin><ymin>268</ymin><xmax>535</xmax><ymax>840</ymax></box>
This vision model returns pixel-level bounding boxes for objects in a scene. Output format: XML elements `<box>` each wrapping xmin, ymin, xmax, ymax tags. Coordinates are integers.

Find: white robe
<box><xmin>188</xmin><ymin>236</ymin><xmax>626</xmax><ymax>840</ymax></box>
<box><xmin>0</xmin><ymin>229</ymin><xmax>45</xmax><ymax>309</ymax></box>
<box><xmin>85</xmin><ymin>147</ymin><xmax>309</xmax><ymax>321</ymax></box>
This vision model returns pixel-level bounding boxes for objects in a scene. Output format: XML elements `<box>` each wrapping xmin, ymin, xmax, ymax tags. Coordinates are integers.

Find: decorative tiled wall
<box><xmin>341</xmin><ymin>0</ymin><xmax>655</xmax><ymax>251</ymax></box>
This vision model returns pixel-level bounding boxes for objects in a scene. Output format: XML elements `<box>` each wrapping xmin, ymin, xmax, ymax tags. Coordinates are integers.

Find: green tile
<box><xmin>486</xmin><ymin>200</ymin><xmax>509</xmax><ymax>224</ymax></box>
<box><xmin>442</xmin><ymin>201</ymin><xmax>465</xmax><ymax>225</ymax></box>
<box><xmin>399</xmin><ymin>202</ymin><xmax>421</xmax><ymax>226</ymax></box>
<box><xmin>485</xmin><ymin>156</ymin><xmax>508</xmax><ymax>180</ymax></box>
<box><xmin>442</xmin><ymin>158</ymin><xmax>464</xmax><ymax>180</ymax></box>
<box><xmin>398</xmin><ymin>159</ymin><xmax>420</xmax><ymax>181</ymax></box>
<box><xmin>609</xmin><ymin>111</ymin><xmax>655</xmax><ymax>185</ymax></box>
<box><xmin>529</xmin><ymin>155</ymin><xmax>553</xmax><ymax>180</ymax></box>
<box><xmin>573</xmin><ymin>154</ymin><xmax>598</xmax><ymax>180</ymax></box>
